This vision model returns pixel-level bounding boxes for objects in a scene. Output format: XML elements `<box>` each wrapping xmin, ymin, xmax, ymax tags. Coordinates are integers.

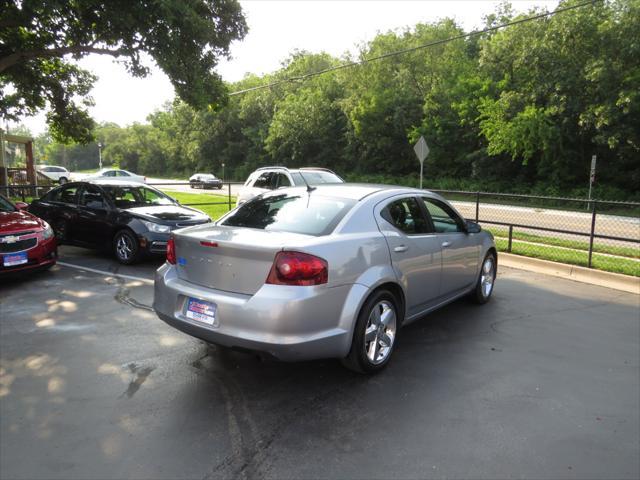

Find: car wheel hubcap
<box><xmin>116</xmin><ymin>235</ymin><xmax>133</xmax><ymax>260</ymax></box>
<box><xmin>364</xmin><ymin>300</ymin><xmax>396</xmax><ymax>365</ymax></box>
<box><xmin>480</xmin><ymin>257</ymin><xmax>495</xmax><ymax>298</ymax></box>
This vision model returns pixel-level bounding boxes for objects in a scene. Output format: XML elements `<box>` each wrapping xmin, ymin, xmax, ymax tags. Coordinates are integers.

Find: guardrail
<box><xmin>3</xmin><ymin>182</ymin><xmax>638</xmax><ymax>276</ymax></box>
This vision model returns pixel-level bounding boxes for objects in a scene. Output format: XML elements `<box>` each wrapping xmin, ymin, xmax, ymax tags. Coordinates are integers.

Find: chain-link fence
<box><xmin>3</xmin><ymin>182</ymin><xmax>639</xmax><ymax>277</ymax></box>
<box><xmin>433</xmin><ymin>190</ymin><xmax>640</xmax><ymax>277</ymax></box>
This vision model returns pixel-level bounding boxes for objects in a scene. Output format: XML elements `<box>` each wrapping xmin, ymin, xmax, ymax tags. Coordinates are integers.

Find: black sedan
<box><xmin>189</xmin><ymin>173</ymin><xmax>223</xmax><ymax>189</ymax></box>
<box><xmin>28</xmin><ymin>180</ymin><xmax>210</xmax><ymax>264</ymax></box>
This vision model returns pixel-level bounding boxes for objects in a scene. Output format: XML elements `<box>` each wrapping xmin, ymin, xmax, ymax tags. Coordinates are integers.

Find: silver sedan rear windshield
<box><xmin>221</xmin><ymin>193</ymin><xmax>355</xmax><ymax>236</ymax></box>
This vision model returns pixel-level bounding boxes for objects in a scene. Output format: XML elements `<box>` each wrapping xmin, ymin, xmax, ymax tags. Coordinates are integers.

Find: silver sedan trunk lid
<box><xmin>173</xmin><ymin>226</ymin><xmax>311</xmax><ymax>295</ymax></box>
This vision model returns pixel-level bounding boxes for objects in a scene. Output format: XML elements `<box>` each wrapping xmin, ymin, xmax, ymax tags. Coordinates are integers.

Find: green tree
<box><xmin>0</xmin><ymin>0</ymin><xmax>247</xmax><ymax>143</ymax></box>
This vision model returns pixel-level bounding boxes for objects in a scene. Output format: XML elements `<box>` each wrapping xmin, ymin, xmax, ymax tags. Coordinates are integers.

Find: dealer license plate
<box><xmin>3</xmin><ymin>252</ymin><xmax>28</xmax><ymax>267</ymax></box>
<box><xmin>185</xmin><ymin>297</ymin><xmax>217</xmax><ymax>326</ymax></box>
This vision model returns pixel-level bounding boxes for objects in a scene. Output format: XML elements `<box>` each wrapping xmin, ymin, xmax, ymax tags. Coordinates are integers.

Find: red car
<box><xmin>0</xmin><ymin>194</ymin><xmax>57</xmax><ymax>275</ymax></box>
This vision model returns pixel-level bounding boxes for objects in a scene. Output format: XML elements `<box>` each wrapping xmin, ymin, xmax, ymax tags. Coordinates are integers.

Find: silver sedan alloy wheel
<box><xmin>116</xmin><ymin>234</ymin><xmax>134</xmax><ymax>261</ymax></box>
<box><xmin>364</xmin><ymin>300</ymin><xmax>397</xmax><ymax>365</ymax></box>
<box><xmin>480</xmin><ymin>257</ymin><xmax>495</xmax><ymax>298</ymax></box>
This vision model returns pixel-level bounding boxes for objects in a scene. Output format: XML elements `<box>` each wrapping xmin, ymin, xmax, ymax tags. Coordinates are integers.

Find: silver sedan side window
<box><xmin>381</xmin><ymin>198</ymin><xmax>429</xmax><ymax>235</ymax></box>
<box><xmin>422</xmin><ymin>197</ymin><xmax>464</xmax><ymax>233</ymax></box>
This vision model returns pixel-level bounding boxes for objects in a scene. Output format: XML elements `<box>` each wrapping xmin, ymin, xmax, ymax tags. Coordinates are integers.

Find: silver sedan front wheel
<box><xmin>473</xmin><ymin>252</ymin><xmax>496</xmax><ymax>304</ymax></box>
<box><xmin>480</xmin><ymin>257</ymin><xmax>495</xmax><ymax>298</ymax></box>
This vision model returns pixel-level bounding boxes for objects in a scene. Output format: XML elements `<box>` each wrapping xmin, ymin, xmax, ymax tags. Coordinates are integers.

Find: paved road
<box><xmin>453</xmin><ymin>201</ymin><xmax>640</xmax><ymax>247</ymax></box>
<box><xmin>1</xmin><ymin>248</ymin><xmax>638</xmax><ymax>479</ymax></box>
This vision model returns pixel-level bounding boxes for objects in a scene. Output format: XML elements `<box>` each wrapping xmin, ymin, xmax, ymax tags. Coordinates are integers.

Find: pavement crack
<box><xmin>113</xmin><ymin>277</ymin><xmax>154</xmax><ymax>312</ymax></box>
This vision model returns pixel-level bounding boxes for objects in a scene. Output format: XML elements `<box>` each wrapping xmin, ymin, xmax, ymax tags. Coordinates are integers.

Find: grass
<box><xmin>485</xmin><ymin>226</ymin><xmax>640</xmax><ymax>259</ymax></box>
<box><xmin>494</xmin><ymin>238</ymin><xmax>640</xmax><ymax>277</ymax></box>
<box><xmin>166</xmin><ymin>191</ymin><xmax>235</xmax><ymax>220</ymax></box>
<box><xmin>9</xmin><ymin>196</ymin><xmax>36</xmax><ymax>204</ymax></box>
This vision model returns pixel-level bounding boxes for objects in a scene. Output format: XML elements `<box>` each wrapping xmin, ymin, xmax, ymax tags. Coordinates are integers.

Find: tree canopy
<box><xmin>0</xmin><ymin>0</ymin><xmax>247</xmax><ymax>142</ymax></box>
<box><xmin>13</xmin><ymin>0</ymin><xmax>640</xmax><ymax>201</ymax></box>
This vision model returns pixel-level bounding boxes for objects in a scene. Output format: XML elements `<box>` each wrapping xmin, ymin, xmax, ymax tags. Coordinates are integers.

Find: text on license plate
<box><xmin>185</xmin><ymin>297</ymin><xmax>217</xmax><ymax>326</ymax></box>
<box><xmin>3</xmin><ymin>252</ymin><xmax>28</xmax><ymax>267</ymax></box>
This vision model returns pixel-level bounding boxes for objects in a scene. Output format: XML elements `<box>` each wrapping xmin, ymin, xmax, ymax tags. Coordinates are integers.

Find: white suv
<box><xmin>37</xmin><ymin>165</ymin><xmax>71</xmax><ymax>184</ymax></box>
<box><xmin>236</xmin><ymin>167</ymin><xmax>344</xmax><ymax>206</ymax></box>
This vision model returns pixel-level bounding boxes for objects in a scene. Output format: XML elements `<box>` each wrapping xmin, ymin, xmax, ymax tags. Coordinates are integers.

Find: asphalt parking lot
<box><xmin>1</xmin><ymin>247</ymin><xmax>639</xmax><ymax>479</ymax></box>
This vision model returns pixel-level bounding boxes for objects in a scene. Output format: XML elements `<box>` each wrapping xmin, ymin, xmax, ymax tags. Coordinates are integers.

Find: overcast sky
<box><xmin>15</xmin><ymin>0</ymin><xmax>559</xmax><ymax>135</ymax></box>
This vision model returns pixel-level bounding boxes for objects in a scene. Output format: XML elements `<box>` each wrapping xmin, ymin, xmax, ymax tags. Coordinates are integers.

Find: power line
<box><xmin>229</xmin><ymin>0</ymin><xmax>601</xmax><ymax>97</ymax></box>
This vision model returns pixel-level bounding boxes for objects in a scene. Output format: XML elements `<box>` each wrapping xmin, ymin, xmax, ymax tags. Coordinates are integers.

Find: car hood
<box><xmin>127</xmin><ymin>205</ymin><xmax>209</xmax><ymax>223</ymax></box>
<box><xmin>0</xmin><ymin>210</ymin><xmax>44</xmax><ymax>233</ymax></box>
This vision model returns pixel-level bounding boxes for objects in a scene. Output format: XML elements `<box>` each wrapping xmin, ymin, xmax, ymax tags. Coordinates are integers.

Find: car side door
<box><xmin>375</xmin><ymin>196</ymin><xmax>442</xmax><ymax>319</ymax></box>
<box><xmin>76</xmin><ymin>184</ymin><xmax>113</xmax><ymax>246</ymax></box>
<box><xmin>421</xmin><ymin>196</ymin><xmax>480</xmax><ymax>296</ymax></box>
<box><xmin>42</xmin><ymin>184</ymin><xmax>81</xmax><ymax>242</ymax></box>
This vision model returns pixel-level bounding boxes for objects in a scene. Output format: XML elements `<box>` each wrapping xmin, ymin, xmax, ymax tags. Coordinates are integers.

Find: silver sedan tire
<box><xmin>472</xmin><ymin>252</ymin><xmax>496</xmax><ymax>304</ymax></box>
<box><xmin>342</xmin><ymin>289</ymin><xmax>399</xmax><ymax>374</ymax></box>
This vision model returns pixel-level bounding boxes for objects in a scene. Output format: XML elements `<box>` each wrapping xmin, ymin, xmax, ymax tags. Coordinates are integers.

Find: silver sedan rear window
<box><xmin>221</xmin><ymin>193</ymin><xmax>355</xmax><ymax>236</ymax></box>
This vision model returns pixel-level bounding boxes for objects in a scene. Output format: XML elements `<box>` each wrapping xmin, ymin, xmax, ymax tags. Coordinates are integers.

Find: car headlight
<box><xmin>142</xmin><ymin>221</ymin><xmax>171</xmax><ymax>233</ymax></box>
<box><xmin>42</xmin><ymin>222</ymin><xmax>54</xmax><ymax>240</ymax></box>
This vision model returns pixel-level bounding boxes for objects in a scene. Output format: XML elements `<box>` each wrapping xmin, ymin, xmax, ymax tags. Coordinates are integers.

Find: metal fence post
<box><xmin>508</xmin><ymin>225</ymin><xmax>513</xmax><ymax>253</ymax></box>
<box><xmin>475</xmin><ymin>191</ymin><xmax>480</xmax><ymax>222</ymax></box>
<box><xmin>227</xmin><ymin>182</ymin><xmax>232</xmax><ymax>211</ymax></box>
<box><xmin>588</xmin><ymin>201</ymin><xmax>597</xmax><ymax>268</ymax></box>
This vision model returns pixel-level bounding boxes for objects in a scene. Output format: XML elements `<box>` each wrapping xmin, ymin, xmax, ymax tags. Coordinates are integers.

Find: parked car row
<box><xmin>2</xmin><ymin>165</ymin><xmax>497</xmax><ymax>374</ymax></box>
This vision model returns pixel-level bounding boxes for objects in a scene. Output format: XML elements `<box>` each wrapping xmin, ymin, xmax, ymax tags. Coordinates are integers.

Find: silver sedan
<box><xmin>153</xmin><ymin>184</ymin><xmax>497</xmax><ymax>373</ymax></box>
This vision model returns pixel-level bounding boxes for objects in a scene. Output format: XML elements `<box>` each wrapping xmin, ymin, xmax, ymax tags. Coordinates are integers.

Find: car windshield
<box><xmin>101</xmin><ymin>185</ymin><xmax>176</xmax><ymax>209</ymax></box>
<box><xmin>291</xmin><ymin>171</ymin><xmax>343</xmax><ymax>186</ymax></box>
<box><xmin>221</xmin><ymin>193</ymin><xmax>355</xmax><ymax>236</ymax></box>
<box><xmin>0</xmin><ymin>196</ymin><xmax>16</xmax><ymax>212</ymax></box>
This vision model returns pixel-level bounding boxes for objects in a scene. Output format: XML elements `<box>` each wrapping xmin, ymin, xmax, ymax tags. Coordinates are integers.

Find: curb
<box><xmin>499</xmin><ymin>253</ymin><xmax>640</xmax><ymax>295</ymax></box>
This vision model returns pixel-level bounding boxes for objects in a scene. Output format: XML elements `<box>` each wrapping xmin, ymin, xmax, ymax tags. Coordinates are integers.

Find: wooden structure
<box><xmin>0</xmin><ymin>129</ymin><xmax>36</xmax><ymax>189</ymax></box>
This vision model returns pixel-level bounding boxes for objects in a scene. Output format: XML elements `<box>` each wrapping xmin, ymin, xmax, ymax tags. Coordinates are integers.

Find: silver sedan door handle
<box><xmin>441</xmin><ymin>241</ymin><xmax>452</xmax><ymax>248</ymax></box>
<box><xmin>394</xmin><ymin>245</ymin><xmax>409</xmax><ymax>253</ymax></box>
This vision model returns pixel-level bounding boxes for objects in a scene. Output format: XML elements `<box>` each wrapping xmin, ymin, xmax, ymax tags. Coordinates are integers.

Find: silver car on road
<box><xmin>153</xmin><ymin>184</ymin><xmax>497</xmax><ymax>372</ymax></box>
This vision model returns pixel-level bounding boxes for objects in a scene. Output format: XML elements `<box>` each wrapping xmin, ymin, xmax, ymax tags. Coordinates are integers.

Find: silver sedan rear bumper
<box><xmin>153</xmin><ymin>263</ymin><xmax>367</xmax><ymax>361</ymax></box>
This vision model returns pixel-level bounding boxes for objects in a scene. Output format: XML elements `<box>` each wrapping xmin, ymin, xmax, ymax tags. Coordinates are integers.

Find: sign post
<box><xmin>413</xmin><ymin>136</ymin><xmax>429</xmax><ymax>189</ymax></box>
<box><xmin>588</xmin><ymin>154</ymin><xmax>596</xmax><ymax>205</ymax></box>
